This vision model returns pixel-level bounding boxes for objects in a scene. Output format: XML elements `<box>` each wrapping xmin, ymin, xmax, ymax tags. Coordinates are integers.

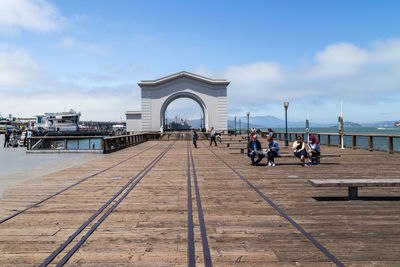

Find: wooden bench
<box><xmin>308</xmin><ymin>179</ymin><xmax>400</xmax><ymax>200</ymax></box>
<box><xmin>225</xmin><ymin>142</ymin><xmax>244</xmax><ymax>147</ymax></box>
<box><xmin>276</xmin><ymin>154</ymin><xmax>340</xmax><ymax>158</ymax></box>
<box><xmin>277</xmin><ymin>154</ymin><xmax>340</xmax><ymax>164</ymax></box>
<box><xmin>228</xmin><ymin>147</ymin><xmax>341</xmax><ymax>161</ymax></box>
<box><xmin>228</xmin><ymin>147</ymin><xmax>246</xmax><ymax>153</ymax></box>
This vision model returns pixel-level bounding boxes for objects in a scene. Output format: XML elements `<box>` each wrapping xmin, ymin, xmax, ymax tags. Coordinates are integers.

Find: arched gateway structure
<box><xmin>126</xmin><ymin>71</ymin><xmax>229</xmax><ymax>133</ymax></box>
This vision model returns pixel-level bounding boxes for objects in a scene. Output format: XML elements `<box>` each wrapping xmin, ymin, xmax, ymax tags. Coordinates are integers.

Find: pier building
<box><xmin>126</xmin><ymin>71</ymin><xmax>229</xmax><ymax>133</ymax></box>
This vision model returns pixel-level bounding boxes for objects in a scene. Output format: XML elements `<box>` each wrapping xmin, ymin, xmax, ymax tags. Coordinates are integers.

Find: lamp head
<box><xmin>283</xmin><ymin>102</ymin><xmax>289</xmax><ymax>110</ymax></box>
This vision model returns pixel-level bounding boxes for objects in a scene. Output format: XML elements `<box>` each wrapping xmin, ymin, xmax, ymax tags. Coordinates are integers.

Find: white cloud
<box><xmin>0</xmin><ymin>44</ymin><xmax>139</xmax><ymax>120</ymax></box>
<box><xmin>197</xmin><ymin>39</ymin><xmax>400</xmax><ymax>117</ymax></box>
<box><xmin>0</xmin><ymin>44</ymin><xmax>41</xmax><ymax>86</ymax></box>
<box><xmin>370</xmin><ymin>39</ymin><xmax>400</xmax><ymax>63</ymax></box>
<box><xmin>307</xmin><ymin>43</ymin><xmax>369</xmax><ymax>78</ymax></box>
<box><xmin>0</xmin><ymin>85</ymin><xmax>141</xmax><ymax>121</ymax></box>
<box><xmin>58</xmin><ymin>37</ymin><xmax>110</xmax><ymax>56</ymax></box>
<box><xmin>0</xmin><ymin>0</ymin><xmax>65</xmax><ymax>34</ymax></box>
<box><xmin>197</xmin><ymin>62</ymin><xmax>284</xmax><ymax>107</ymax></box>
<box><xmin>225</xmin><ymin>62</ymin><xmax>283</xmax><ymax>83</ymax></box>
<box><xmin>2</xmin><ymin>38</ymin><xmax>400</xmax><ymax>123</ymax></box>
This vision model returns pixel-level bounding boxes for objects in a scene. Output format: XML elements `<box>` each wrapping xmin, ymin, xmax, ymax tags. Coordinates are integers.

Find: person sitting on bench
<box><xmin>247</xmin><ymin>134</ymin><xmax>265</xmax><ymax>166</ymax></box>
<box><xmin>307</xmin><ymin>134</ymin><xmax>321</xmax><ymax>166</ymax></box>
<box><xmin>266</xmin><ymin>136</ymin><xmax>279</xmax><ymax>166</ymax></box>
<box><xmin>293</xmin><ymin>136</ymin><xmax>307</xmax><ymax>167</ymax></box>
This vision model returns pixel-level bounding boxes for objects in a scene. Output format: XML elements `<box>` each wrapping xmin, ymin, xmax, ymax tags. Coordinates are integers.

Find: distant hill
<box><xmin>229</xmin><ymin>115</ymin><xmax>331</xmax><ymax>129</ymax></box>
<box><xmin>344</xmin><ymin>121</ymin><xmax>362</xmax><ymax>127</ymax></box>
<box><xmin>186</xmin><ymin>116</ymin><xmax>397</xmax><ymax>129</ymax></box>
<box><xmin>187</xmin><ymin>118</ymin><xmax>266</xmax><ymax>130</ymax></box>
<box><xmin>361</xmin><ymin>121</ymin><xmax>398</xmax><ymax>127</ymax></box>
<box><xmin>227</xmin><ymin>120</ymin><xmax>265</xmax><ymax>130</ymax></box>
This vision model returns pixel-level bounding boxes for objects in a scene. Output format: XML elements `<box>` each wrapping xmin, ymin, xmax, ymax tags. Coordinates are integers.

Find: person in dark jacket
<box><xmin>247</xmin><ymin>134</ymin><xmax>265</xmax><ymax>165</ymax></box>
<box><xmin>192</xmin><ymin>130</ymin><xmax>198</xmax><ymax>148</ymax></box>
<box><xmin>4</xmin><ymin>130</ymin><xmax>10</xmax><ymax>148</ymax></box>
<box><xmin>267</xmin><ymin>128</ymin><xmax>275</xmax><ymax>138</ymax></box>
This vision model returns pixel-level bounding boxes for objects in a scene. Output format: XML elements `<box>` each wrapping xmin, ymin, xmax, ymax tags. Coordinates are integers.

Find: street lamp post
<box><xmin>246</xmin><ymin>112</ymin><xmax>250</xmax><ymax>140</ymax></box>
<box><xmin>339</xmin><ymin>102</ymin><xmax>344</xmax><ymax>149</ymax></box>
<box><xmin>283</xmin><ymin>102</ymin><xmax>289</xmax><ymax>146</ymax></box>
<box><xmin>234</xmin><ymin>116</ymin><xmax>237</xmax><ymax>136</ymax></box>
<box><xmin>239</xmin><ymin>118</ymin><xmax>241</xmax><ymax>135</ymax></box>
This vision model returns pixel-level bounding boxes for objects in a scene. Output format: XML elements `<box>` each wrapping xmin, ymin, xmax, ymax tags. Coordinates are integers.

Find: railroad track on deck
<box><xmin>186</xmin><ymin>141</ymin><xmax>212</xmax><ymax>267</ymax></box>
<box><xmin>201</xmin><ymin>141</ymin><xmax>345</xmax><ymax>267</ymax></box>
<box><xmin>0</xmin><ymin>142</ymin><xmax>161</xmax><ymax>224</ymax></box>
<box><xmin>40</xmin><ymin>141</ymin><xmax>175</xmax><ymax>266</ymax></box>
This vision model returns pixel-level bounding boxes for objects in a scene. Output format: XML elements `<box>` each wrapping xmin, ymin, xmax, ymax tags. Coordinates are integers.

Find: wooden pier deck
<box><xmin>0</xmin><ymin>138</ymin><xmax>400</xmax><ymax>266</ymax></box>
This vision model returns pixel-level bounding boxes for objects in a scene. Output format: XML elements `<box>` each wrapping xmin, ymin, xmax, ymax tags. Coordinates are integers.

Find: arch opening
<box><xmin>160</xmin><ymin>92</ymin><xmax>208</xmax><ymax>132</ymax></box>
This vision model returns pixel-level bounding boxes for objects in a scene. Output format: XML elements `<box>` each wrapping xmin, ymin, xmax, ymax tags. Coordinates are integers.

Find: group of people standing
<box><xmin>247</xmin><ymin>131</ymin><xmax>321</xmax><ymax>167</ymax></box>
<box><xmin>191</xmin><ymin>127</ymin><xmax>218</xmax><ymax>149</ymax></box>
<box><xmin>3</xmin><ymin>129</ymin><xmax>33</xmax><ymax>148</ymax></box>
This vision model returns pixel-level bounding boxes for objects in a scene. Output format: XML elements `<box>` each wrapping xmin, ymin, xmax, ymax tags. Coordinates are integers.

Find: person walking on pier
<box><xmin>293</xmin><ymin>136</ymin><xmax>307</xmax><ymax>166</ymax></box>
<box><xmin>266</xmin><ymin>136</ymin><xmax>279</xmax><ymax>166</ymax></box>
<box><xmin>193</xmin><ymin>130</ymin><xmax>198</xmax><ymax>148</ymax></box>
<box><xmin>4</xmin><ymin>130</ymin><xmax>10</xmax><ymax>148</ymax></box>
<box><xmin>267</xmin><ymin>128</ymin><xmax>275</xmax><ymax>138</ymax></box>
<box><xmin>209</xmin><ymin>127</ymin><xmax>217</xmax><ymax>146</ymax></box>
<box><xmin>247</xmin><ymin>134</ymin><xmax>265</xmax><ymax>166</ymax></box>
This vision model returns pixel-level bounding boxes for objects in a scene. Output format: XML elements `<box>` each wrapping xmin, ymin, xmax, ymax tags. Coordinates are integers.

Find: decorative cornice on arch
<box><xmin>138</xmin><ymin>71</ymin><xmax>230</xmax><ymax>87</ymax></box>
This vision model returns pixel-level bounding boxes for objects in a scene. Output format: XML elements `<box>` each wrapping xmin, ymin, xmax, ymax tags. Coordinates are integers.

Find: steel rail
<box><xmin>41</xmin><ymin>142</ymin><xmax>174</xmax><ymax>266</ymax></box>
<box><xmin>189</xmin><ymin>144</ymin><xmax>212</xmax><ymax>267</ymax></box>
<box><xmin>186</xmin><ymin>142</ymin><xmax>196</xmax><ymax>267</ymax></box>
<box><xmin>0</xmin><ymin>142</ymin><xmax>160</xmax><ymax>225</ymax></box>
<box><xmin>202</xmin><ymin>141</ymin><xmax>345</xmax><ymax>267</ymax></box>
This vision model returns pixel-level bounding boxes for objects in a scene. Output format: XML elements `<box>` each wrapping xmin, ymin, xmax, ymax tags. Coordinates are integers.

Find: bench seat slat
<box><xmin>277</xmin><ymin>154</ymin><xmax>340</xmax><ymax>158</ymax></box>
<box><xmin>308</xmin><ymin>179</ymin><xmax>400</xmax><ymax>187</ymax></box>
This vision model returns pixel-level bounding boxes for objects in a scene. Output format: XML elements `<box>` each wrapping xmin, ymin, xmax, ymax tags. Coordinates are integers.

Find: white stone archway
<box><xmin>126</xmin><ymin>71</ymin><xmax>229</xmax><ymax>133</ymax></box>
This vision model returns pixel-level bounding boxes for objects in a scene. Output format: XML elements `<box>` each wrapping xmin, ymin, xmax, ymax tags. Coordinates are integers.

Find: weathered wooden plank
<box><xmin>309</xmin><ymin>179</ymin><xmax>400</xmax><ymax>187</ymax></box>
<box><xmin>0</xmin><ymin>139</ymin><xmax>399</xmax><ymax>266</ymax></box>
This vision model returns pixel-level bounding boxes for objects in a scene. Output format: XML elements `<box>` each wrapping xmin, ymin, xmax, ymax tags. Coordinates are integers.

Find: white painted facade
<box><xmin>126</xmin><ymin>71</ymin><xmax>229</xmax><ymax>133</ymax></box>
<box><xmin>125</xmin><ymin>111</ymin><xmax>142</xmax><ymax>132</ymax></box>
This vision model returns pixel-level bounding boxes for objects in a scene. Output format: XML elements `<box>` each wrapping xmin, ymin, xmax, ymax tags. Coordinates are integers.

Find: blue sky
<box><xmin>0</xmin><ymin>0</ymin><xmax>400</xmax><ymax>123</ymax></box>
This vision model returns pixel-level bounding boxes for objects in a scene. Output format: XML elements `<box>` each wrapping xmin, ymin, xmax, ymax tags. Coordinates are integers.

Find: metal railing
<box><xmin>27</xmin><ymin>132</ymin><xmax>161</xmax><ymax>153</ymax></box>
<box><xmin>269</xmin><ymin>131</ymin><xmax>400</xmax><ymax>154</ymax></box>
<box><xmin>28</xmin><ymin>136</ymin><xmax>103</xmax><ymax>151</ymax></box>
<box><xmin>103</xmin><ymin>133</ymin><xmax>160</xmax><ymax>153</ymax></box>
